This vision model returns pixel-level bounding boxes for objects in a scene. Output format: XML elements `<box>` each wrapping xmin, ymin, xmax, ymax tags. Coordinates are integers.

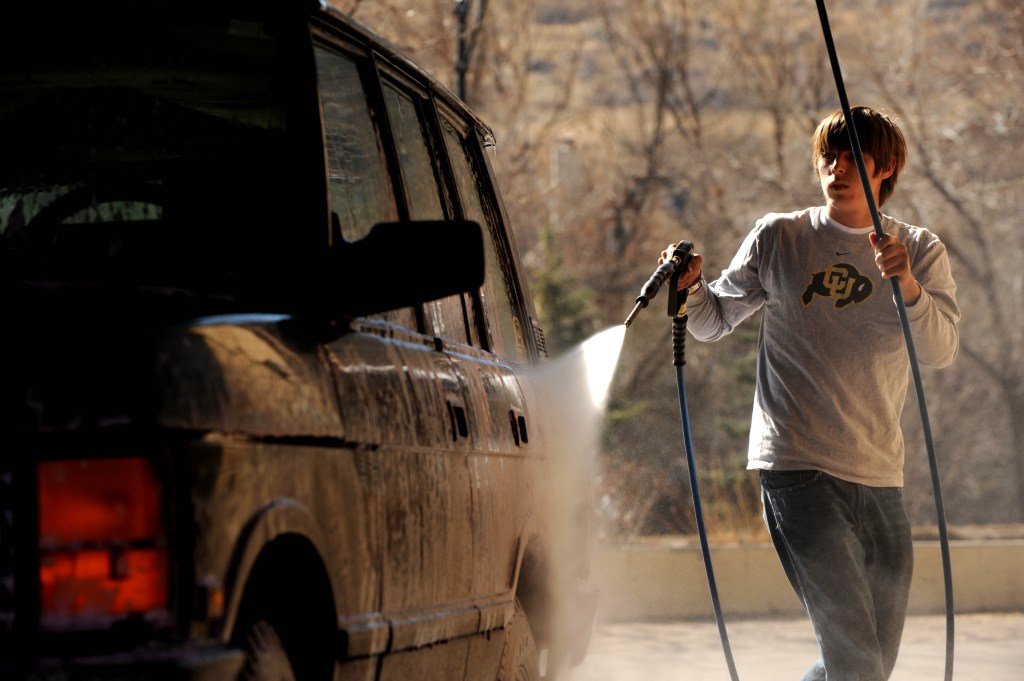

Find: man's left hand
<box><xmin>869</xmin><ymin>232</ymin><xmax>921</xmax><ymax>305</ymax></box>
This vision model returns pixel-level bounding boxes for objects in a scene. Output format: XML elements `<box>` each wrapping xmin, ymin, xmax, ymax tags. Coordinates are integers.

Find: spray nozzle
<box><xmin>624</xmin><ymin>240</ymin><xmax>694</xmax><ymax>327</ymax></box>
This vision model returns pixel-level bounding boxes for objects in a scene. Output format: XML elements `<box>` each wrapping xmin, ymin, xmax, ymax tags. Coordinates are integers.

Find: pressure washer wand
<box><xmin>624</xmin><ymin>241</ymin><xmax>694</xmax><ymax>327</ymax></box>
<box><xmin>625</xmin><ymin>239</ymin><xmax>740</xmax><ymax>680</ymax></box>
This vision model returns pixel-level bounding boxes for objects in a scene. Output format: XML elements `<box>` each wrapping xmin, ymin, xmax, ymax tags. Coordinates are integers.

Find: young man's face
<box><xmin>816</xmin><ymin>148</ymin><xmax>893</xmax><ymax>224</ymax></box>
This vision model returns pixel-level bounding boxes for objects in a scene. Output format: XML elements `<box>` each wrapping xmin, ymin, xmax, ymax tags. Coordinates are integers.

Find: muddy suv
<box><xmin>0</xmin><ymin>2</ymin><xmax>596</xmax><ymax>679</ymax></box>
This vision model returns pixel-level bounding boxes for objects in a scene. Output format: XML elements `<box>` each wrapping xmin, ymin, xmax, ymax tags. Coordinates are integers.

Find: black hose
<box><xmin>627</xmin><ymin>248</ymin><xmax>740</xmax><ymax>678</ymax></box>
<box><xmin>673</xmin><ymin>315</ymin><xmax>740</xmax><ymax>681</ymax></box>
<box><xmin>814</xmin><ymin>2</ymin><xmax>955</xmax><ymax>679</ymax></box>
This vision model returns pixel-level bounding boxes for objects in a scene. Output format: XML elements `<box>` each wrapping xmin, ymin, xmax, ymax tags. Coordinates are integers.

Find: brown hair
<box><xmin>811</xmin><ymin>106</ymin><xmax>907</xmax><ymax>206</ymax></box>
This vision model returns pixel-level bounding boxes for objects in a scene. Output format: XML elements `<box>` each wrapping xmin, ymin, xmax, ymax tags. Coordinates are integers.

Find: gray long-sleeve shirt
<box><xmin>686</xmin><ymin>206</ymin><xmax>959</xmax><ymax>487</ymax></box>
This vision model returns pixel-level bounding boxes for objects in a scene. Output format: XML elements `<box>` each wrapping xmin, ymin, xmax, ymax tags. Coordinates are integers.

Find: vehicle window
<box><xmin>440</xmin><ymin>116</ymin><xmax>525</xmax><ymax>361</ymax></box>
<box><xmin>314</xmin><ymin>44</ymin><xmax>419</xmax><ymax>328</ymax></box>
<box><xmin>0</xmin><ymin>19</ymin><xmax>293</xmax><ymax>298</ymax></box>
<box><xmin>314</xmin><ymin>45</ymin><xmax>396</xmax><ymax>242</ymax></box>
<box><xmin>382</xmin><ymin>82</ymin><xmax>471</xmax><ymax>345</ymax></box>
<box><xmin>382</xmin><ymin>84</ymin><xmax>445</xmax><ymax>221</ymax></box>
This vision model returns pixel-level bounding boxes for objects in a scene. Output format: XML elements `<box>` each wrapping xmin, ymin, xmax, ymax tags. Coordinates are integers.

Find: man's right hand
<box><xmin>659</xmin><ymin>243</ymin><xmax>704</xmax><ymax>291</ymax></box>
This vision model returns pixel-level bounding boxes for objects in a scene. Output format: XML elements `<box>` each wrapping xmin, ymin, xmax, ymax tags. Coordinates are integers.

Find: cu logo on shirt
<box><xmin>802</xmin><ymin>262</ymin><xmax>873</xmax><ymax>308</ymax></box>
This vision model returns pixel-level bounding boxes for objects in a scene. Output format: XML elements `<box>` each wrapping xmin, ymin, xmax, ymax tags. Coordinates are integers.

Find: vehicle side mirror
<box><xmin>334</xmin><ymin>219</ymin><xmax>485</xmax><ymax>318</ymax></box>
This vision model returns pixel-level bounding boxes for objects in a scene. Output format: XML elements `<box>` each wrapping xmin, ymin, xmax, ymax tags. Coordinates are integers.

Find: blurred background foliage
<box><xmin>336</xmin><ymin>0</ymin><xmax>1023</xmax><ymax>541</ymax></box>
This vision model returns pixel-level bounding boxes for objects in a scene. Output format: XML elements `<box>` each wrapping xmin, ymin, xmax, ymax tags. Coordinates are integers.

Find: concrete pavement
<box><xmin>571</xmin><ymin>612</ymin><xmax>1024</xmax><ymax>680</ymax></box>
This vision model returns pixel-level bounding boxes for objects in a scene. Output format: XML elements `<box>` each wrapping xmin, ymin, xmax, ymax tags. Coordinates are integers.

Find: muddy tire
<box><xmin>239</xmin><ymin>619</ymin><xmax>298</xmax><ymax>681</ymax></box>
<box><xmin>497</xmin><ymin>599</ymin><xmax>541</xmax><ymax>681</ymax></box>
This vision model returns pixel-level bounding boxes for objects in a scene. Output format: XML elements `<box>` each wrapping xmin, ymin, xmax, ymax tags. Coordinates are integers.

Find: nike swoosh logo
<box><xmin>835</xmin><ymin>251</ymin><xmax>851</xmax><ymax>256</ymax></box>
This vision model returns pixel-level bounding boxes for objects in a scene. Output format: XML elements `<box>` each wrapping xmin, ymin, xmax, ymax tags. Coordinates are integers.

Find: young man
<box><xmin>663</xmin><ymin>106</ymin><xmax>960</xmax><ymax>680</ymax></box>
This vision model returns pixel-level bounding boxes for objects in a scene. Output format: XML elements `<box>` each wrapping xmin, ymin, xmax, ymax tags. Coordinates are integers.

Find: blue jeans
<box><xmin>760</xmin><ymin>470</ymin><xmax>914</xmax><ymax>681</ymax></box>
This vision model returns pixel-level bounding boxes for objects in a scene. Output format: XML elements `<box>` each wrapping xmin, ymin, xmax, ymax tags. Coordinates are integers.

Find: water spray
<box><xmin>623</xmin><ymin>240</ymin><xmax>741</xmax><ymax>681</ymax></box>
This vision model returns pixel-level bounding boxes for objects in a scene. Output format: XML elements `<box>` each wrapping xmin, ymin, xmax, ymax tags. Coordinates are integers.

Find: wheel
<box><xmin>21</xmin><ymin>181</ymin><xmax>166</xmax><ymax>248</ymax></box>
<box><xmin>231</xmin><ymin>538</ymin><xmax>337</xmax><ymax>681</ymax></box>
<box><xmin>239</xmin><ymin>619</ymin><xmax>298</xmax><ymax>681</ymax></box>
<box><xmin>497</xmin><ymin>599</ymin><xmax>541</xmax><ymax>681</ymax></box>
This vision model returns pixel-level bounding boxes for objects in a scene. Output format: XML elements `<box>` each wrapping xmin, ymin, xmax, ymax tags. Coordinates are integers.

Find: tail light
<box><xmin>37</xmin><ymin>457</ymin><xmax>168</xmax><ymax>629</ymax></box>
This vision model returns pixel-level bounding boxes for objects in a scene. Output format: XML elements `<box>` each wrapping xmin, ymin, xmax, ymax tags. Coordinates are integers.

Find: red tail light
<box><xmin>37</xmin><ymin>457</ymin><xmax>168</xmax><ymax>626</ymax></box>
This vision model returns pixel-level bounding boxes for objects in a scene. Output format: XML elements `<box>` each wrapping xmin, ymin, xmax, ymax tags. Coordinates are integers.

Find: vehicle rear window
<box><xmin>0</xmin><ymin>16</ymin><xmax>300</xmax><ymax>299</ymax></box>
